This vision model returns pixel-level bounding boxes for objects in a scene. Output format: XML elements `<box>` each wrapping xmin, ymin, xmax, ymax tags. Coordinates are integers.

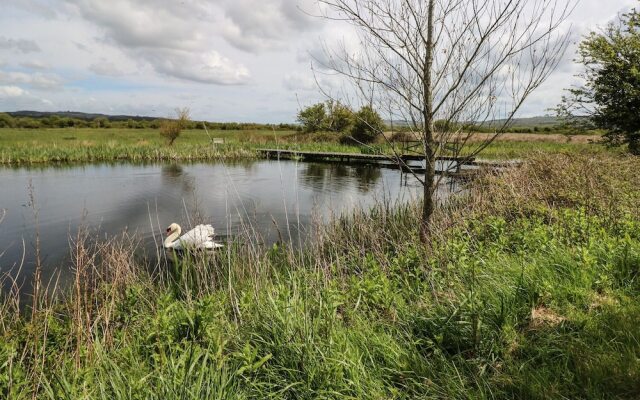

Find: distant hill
<box><xmin>7</xmin><ymin>111</ymin><xmax>160</xmax><ymax>122</ymax></box>
<box><xmin>487</xmin><ymin>116</ymin><xmax>563</xmax><ymax>127</ymax></box>
<box><xmin>387</xmin><ymin>116</ymin><xmax>564</xmax><ymax>128</ymax></box>
<box><xmin>7</xmin><ymin>111</ymin><xmax>568</xmax><ymax>127</ymax></box>
<box><xmin>1</xmin><ymin>110</ymin><xmax>300</xmax><ymax>131</ymax></box>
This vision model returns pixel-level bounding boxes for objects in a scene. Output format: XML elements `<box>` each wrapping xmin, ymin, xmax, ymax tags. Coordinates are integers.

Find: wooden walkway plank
<box><xmin>257</xmin><ymin>149</ymin><xmax>475</xmax><ymax>163</ymax></box>
<box><xmin>256</xmin><ymin>149</ymin><xmax>518</xmax><ymax>174</ymax></box>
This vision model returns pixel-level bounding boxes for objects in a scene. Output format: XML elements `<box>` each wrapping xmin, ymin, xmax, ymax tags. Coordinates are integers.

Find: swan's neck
<box><xmin>164</xmin><ymin>226</ymin><xmax>181</xmax><ymax>248</ymax></box>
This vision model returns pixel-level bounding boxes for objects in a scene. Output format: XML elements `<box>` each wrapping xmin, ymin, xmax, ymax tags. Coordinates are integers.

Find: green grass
<box><xmin>0</xmin><ymin>128</ymin><xmax>379</xmax><ymax>164</ymax></box>
<box><xmin>0</xmin><ymin>153</ymin><xmax>638</xmax><ymax>399</ymax></box>
<box><xmin>0</xmin><ymin>128</ymin><xmax>288</xmax><ymax>164</ymax></box>
<box><xmin>0</xmin><ymin>128</ymin><xmax>621</xmax><ymax>164</ymax></box>
<box><xmin>476</xmin><ymin>140</ymin><xmax>620</xmax><ymax>159</ymax></box>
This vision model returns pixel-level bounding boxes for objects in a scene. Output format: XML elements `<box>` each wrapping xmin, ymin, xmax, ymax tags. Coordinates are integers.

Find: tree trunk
<box><xmin>420</xmin><ymin>0</ymin><xmax>436</xmax><ymax>244</ymax></box>
<box><xmin>420</xmin><ymin>152</ymin><xmax>436</xmax><ymax>243</ymax></box>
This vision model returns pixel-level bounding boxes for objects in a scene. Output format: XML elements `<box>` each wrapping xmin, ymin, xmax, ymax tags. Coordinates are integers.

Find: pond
<box><xmin>0</xmin><ymin>159</ymin><xmax>458</xmax><ymax>290</ymax></box>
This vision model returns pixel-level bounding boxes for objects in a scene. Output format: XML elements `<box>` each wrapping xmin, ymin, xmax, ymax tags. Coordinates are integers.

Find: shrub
<box><xmin>297</xmin><ymin>103</ymin><xmax>327</xmax><ymax>133</ymax></box>
<box><xmin>325</xmin><ymin>100</ymin><xmax>354</xmax><ymax>132</ymax></box>
<box><xmin>0</xmin><ymin>113</ymin><xmax>14</xmax><ymax>128</ymax></box>
<box><xmin>297</xmin><ymin>101</ymin><xmax>355</xmax><ymax>134</ymax></box>
<box><xmin>389</xmin><ymin>131</ymin><xmax>416</xmax><ymax>142</ymax></box>
<box><xmin>350</xmin><ymin>105</ymin><xmax>384</xmax><ymax>143</ymax></box>
<box><xmin>93</xmin><ymin>117</ymin><xmax>111</xmax><ymax>128</ymax></box>
<box><xmin>159</xmin><ymin>108</ymin><xmax>190</xmax><ymax>146</ymax></box>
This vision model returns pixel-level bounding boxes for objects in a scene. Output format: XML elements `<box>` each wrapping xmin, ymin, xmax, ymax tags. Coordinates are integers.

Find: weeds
<box><xmin>0</xmin><ymin>128</ymin><xmax>623</xmax><ymax>164</ymax></box>
<box><xmin>0</xmin><ymin>153</ymin><xmax>638</xmax><ymax>398</ymax></box>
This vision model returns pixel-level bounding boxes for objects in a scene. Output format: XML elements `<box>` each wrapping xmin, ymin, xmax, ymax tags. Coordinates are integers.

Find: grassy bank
<box><xmin>0</xmin><ymin>128</ymin><xmax>285</xmax><ymax>164</ymax></box>
<box><xmin>0</xmin><ymin>128</ymin><xmax>620</xmax><ymax>164</ymax></box>
<box><xmin>1</xmin><ymin>153</ymin><xmax>638</xmax><ymax>399</ymax></box>
<box><xmin>0</xmin><ymin>128</ymin><xmax>373</xmax><ymax>164</ymax></box>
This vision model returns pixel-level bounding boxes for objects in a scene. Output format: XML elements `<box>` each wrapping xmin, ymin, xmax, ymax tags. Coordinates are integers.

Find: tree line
<box><xmin>0</xmin><ymin>113</ymin><xmax>298</xmax><ymax>131</ymax></box>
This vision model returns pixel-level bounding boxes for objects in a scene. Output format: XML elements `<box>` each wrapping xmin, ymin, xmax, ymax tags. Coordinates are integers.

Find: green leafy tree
<box><xmin>93</xmin><ymin>117</ymin><xmax>111</xmax><ymax>128</ymax></box>
<box><xmin>160</xmin><ymin>108</ymin><xmax>190</xmax><ymax>145</ymax></box>
<box><xmin>0</xmin><ymin>113</ymin><xmax>14</xmax><ymax>128</ymax></box>
<box><xmin>325</xmin><ymin>100</ymin><xmax>353</xmax><ymax>132</ymax></box>
<box><xmin>558</xmin><ymin>7</ymin><xmax>640</xmax><ymax>154</ymax></box>
<box><xmin>45</xmin><ymin>115</ymin><xmax>61</xmax><ymax>127</ymax></box>
<box><xmin>349</xmin><ymin>106</ymin><xmax>384</xmax><ymax>144</ymax></box>
<box><xmin>17</xmin><ymin>118</ymin><xmax>41</xmax><ymax>129</ymax></box>
<box><xmin>297</xmin><ymin>103</ymin><xmax>327</xmax><ymax>133</ymax></box>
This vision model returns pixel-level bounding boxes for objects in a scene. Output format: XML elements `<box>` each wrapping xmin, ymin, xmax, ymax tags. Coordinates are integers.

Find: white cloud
<box><xmin>0</xmin><ymin>85</ymin><xmax>28</xmax><ymax>97</ymax></box>
<box><xmin>0</xmin><ymin>70</ymin><xmax>63</xmax><ymax>90</ymax></box>
<box><xmin>0</xmin><ymin>36</ymin><xmax>41</xmax><ymax>53</ymax></box>
<box><xmin>0</xmin><ymin>0</ymin><xmax>637</xmax><ymax>123</ymax></box>
<box><xmin>219</xmin><ymin>0</ymin><xmax>320</xmax><ymax>52</ymax></box>
<box><xmin>0</xmin><ymin>85</ymin><xmax>54</xmax><ymax>110</ymax></box>
<box><xmin>66</xmin><ymin>0</ymin><xmax>251</xmax><ymax>85</ymax></box>
<box><xmin>66</xmin><ymin>0</ymin><xmax>203</xmax><ymax>49</ymax></box>
<box><xmin>21</xmin><ymin>60</ymin><xmax>50</xmax><ymax>70</ymax></box>
<box><xmin>89</xmin><ymin>60</ymin><xmax>126</xmax><ymax>77</ymax></box>
<box><xmin>3</xmin><ymin>0</ymin><xmax>58</xmax><ymax>18</ymax></box>
<box><xmin>145</xmin><ymin>50</ymin><xmax>250</xmax><ymax>85</ymax></box>
<box><xmin>73</xmin><ymin>41</ymin><xmax>92</xmax><ymax>53</ymax></box>
<box><xmin>284</xmin><ymin>72</ymin><xmax>317</xmax><ymax>91</ymax></box>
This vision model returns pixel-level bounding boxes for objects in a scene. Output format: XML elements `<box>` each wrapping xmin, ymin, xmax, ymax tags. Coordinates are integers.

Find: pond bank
<box><xmin>1</xmin><ymin>153</ymin><xmax>638</xmax><ymax>399</ymax></box>
<box><xmin>0</xmin><ymin>128</ymin><xmax>620</xmax><ymax>165</ymax></box>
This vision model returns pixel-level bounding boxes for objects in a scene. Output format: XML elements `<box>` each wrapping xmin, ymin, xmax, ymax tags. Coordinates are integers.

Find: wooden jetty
<box><xmin>256</xmin><ymin>149</ymin><xmax>520</xmax><ymax>178</ymax></box>
<box><xmin>257</xmin><ymin>148</ymin><xmax>474</xmax><ymax>164</ymax></box>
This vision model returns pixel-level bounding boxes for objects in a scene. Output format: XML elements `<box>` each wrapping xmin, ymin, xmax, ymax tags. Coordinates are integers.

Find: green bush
<box><xmin>297</xmin><ymin>101</ymin><xmax>355</xmax><ymax>134</ymax></box>
<box><xmin>297</xmin><ymin>103</ymin><xmax>327</xmax><ymax>133</ymax></box>
<box><xmin>325</xmin><ymin>100</ymin><xmax>354</xmax><ymax>132</ymax></box>
<box><xmin>0</xmin><ymin>113</ymin><xmax>14</xmax><ymax>128</ymax></box>
<box><xmin>349</xmin><ymin>105</ymin><xmax>384</xmax><ymax>144</ymax></box>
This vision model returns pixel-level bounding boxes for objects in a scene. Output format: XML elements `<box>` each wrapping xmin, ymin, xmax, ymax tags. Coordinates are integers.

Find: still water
<box><xmin>0</xmin><ymin>159</ymin><xmax>455</xmax><ymax>287</ymax></box>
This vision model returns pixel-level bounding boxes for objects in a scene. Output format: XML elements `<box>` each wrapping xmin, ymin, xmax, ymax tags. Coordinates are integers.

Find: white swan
<box><xmin>163</xmin><ymin>223</ymin><xmax>223</xmax><ymax>250</ymax></box>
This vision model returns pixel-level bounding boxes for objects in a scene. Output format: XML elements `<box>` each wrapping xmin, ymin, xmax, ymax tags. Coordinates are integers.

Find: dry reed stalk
<box><xmin>27</xmin><ymin>181</ymin><xmax>42</xmax><ymax>321</ymax></box>
<box><xmin>68</xmin><ymin>225</ymin><xmax>99</xmax><ymax>369</ymax></box>
<box><xmin>93</xmin><ymin>233</ymin><xmax>140</xmax><ymax>347</ymax></box>
<box><xmin>464</xmin><ymin>152</ymin><xmax>639</xmax><ymax>222</ymax></box>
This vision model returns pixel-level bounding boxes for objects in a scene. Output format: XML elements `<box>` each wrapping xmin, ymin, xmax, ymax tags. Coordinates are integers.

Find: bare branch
<box><xmin>316</xmin><ymin>0</ymin><xmax>576</xmax><ymax>241</ymax></box>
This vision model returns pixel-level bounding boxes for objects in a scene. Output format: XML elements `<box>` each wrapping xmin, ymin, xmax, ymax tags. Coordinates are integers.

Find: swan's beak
<box><xmin>166</xmin><ymin>227</ymin><xmax>171</xmax><ymax>234</ymax></box>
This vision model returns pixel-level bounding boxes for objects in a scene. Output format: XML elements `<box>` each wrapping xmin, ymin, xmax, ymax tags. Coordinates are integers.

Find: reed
<box><xmin>0</xmin><ymin>153</ymin><xmax>638</xmax><ymax>399</ymax></box>
<box><xmin>0</xmin><ymin>128</ymin><xmax>622</xmax><ymax>165</ymax></box>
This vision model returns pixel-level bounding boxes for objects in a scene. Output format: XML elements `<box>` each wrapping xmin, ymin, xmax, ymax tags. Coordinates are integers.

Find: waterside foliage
<box><xmin>0</xmin><ymin>128</ymin><xmax>618</xmax><ymax>164</ymax></box>
<box><xmin>0</xmin><ymin>153</ymin><xmax>638</xmax><ymax>399</ymax></box>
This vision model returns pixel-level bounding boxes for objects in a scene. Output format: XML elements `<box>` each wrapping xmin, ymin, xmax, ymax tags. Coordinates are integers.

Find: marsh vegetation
<box><xmin>0</xmin><ymin>153</ymin><xmax>638</xmax><ymax>399</ymax></box>
<box><xmin>0</xmin><ymin>126</ymin><xmax>618</xmax><ymax>165</ymax></box>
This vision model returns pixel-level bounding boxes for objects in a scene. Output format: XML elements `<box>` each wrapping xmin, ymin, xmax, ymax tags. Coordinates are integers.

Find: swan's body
<box><xmin>163</xmin><ymin>223</ymin><xmax>223</xmax><ymax>250</ymax></box>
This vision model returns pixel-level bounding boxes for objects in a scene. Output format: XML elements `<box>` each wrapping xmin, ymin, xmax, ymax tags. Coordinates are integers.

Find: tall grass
<box><xmin>0</xmin><ymin>153</ymin><xmax>638</xmax><ymax>399</ymax></box>
<box><xmin>0</xmin><ymin>128</ymin><xmax>622</xmax><ymax>164</ymax></box>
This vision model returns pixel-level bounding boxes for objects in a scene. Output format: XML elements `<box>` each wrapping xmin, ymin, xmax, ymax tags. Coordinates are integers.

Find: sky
<box><xmin>0</xmin><ymin>0</ymin><xmax>636</xmax><ymax>123</ymax></box>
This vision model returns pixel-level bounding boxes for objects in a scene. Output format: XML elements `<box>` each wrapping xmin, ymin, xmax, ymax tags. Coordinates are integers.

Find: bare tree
<box><xmin>315</xmin><ymin>0</ymin><xmax>575</xmax><ymax>242</ymax></box>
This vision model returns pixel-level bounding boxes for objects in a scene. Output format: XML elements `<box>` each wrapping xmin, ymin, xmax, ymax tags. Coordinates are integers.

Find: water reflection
<box><xmin>161</xmin><ymin>163</ymin><xmax>197</xmax><ymax>194</ymax></box>
<box><xmin>0</xmin><ymin>160</ymin><xmax>433</xmax><ymax>292</ymax></box>
<box><xmin>161</xmin><ymin>163</ymin><xmax>183</xmax><ymax>180</ymax></box>
<box><xmin>300</xmin><ymin>163</ymin><xmax>382</xmax><ymax>193</ymax></box>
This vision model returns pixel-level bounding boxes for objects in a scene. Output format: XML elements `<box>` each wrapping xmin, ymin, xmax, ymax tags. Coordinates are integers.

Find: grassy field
<box><xmin>0</xmin><ymin>128</ymin><xmax>285</xmax><ymax>164</ymax></box>
<box><xmin>0</xmin><ymin>128</ymin><xmax>620</xmax><ymax>164</ymax></box>
<box><xmin>1</xmin><ymin>152</ymin><xmax>638</xmax><ymax>399</ymax></box>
